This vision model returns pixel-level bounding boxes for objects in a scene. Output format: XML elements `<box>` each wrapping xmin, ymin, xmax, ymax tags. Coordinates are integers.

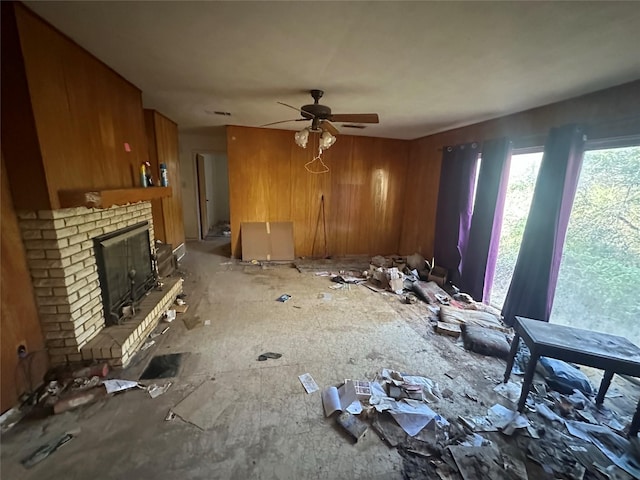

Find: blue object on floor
<box><xmin>539</xmin><ymin>357</ymin><xmax>595</xmax><ymax>396</ymax></box>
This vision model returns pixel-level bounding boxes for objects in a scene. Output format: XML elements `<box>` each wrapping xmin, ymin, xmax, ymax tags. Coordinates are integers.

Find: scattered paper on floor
<box><xmin>566</xmin><ymin>420</ymin><xmax>640</xmax><ymax>478</ymax></box>
<box><xmin>298</xmin><ymin>373</ymin><xmax>319</xmax><ymax>394</ymax></box>
<box><xmin>493</xmin><ymin>381</ymin><xmax>522</xmax><ymax>403</ymax></box>
<box><xmin>102</xmin><ymin>379</ymin><xmax>140</xmax><ymax>394</ymax></box>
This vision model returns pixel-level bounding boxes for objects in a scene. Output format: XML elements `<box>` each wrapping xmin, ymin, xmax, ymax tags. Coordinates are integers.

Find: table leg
<box><xmin>595</xmin><ymin>370</ymin><xmax>614</xmax><ymax>405</ymax></box>
<box><xmin>517</xmin><ymin>352</ymin><xmax>538</xmax><ymax>412</ymax></box>
<box><xmin>629</xmin><ymin>399</ymin><xmax>639</xmax><ymax>438</ymax></box>
<box><xmin>503</xmin><ymin>333</ymin><xmax>520</xmax><ymax>383</ymax></box>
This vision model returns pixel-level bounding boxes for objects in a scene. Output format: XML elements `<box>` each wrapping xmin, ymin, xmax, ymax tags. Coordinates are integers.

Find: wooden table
<box><xmin>503</xmin><ymin>316</ymin><xmax>640</xmax><ymax>437</ymax></box>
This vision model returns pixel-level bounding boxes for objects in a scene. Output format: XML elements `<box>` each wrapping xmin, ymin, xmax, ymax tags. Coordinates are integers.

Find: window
<box><xmin>489</xmin><ymin>144</ymin><xmax>640</xmax><ymax>345</ymax></box>
<box><xmin>551</xmin><ymin>145</ymin><xmax>640</xmax><ymax>344</ymax></box>
<box><xmin>490</xmin><ymin>152</ymin><xmax>543</xmax><ymax>307</ymax></box>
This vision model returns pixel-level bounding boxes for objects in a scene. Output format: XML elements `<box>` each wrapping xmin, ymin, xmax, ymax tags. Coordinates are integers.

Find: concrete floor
<box><xmin>2</xmin><ymin>239</ymin><xmax>638</xmax><ymax>479</ymax></box>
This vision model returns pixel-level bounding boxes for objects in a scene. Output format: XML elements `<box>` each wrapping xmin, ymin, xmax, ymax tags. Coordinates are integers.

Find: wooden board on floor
<box><xmin>174</xmin><ymin>304</ymin><xmax>189</xmax><ymax>314</ymax></box>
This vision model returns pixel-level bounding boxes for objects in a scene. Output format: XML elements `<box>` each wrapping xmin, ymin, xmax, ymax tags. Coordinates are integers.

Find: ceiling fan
<box><xmin>262</xmin><ymin>89</ymin><xmax>380</xmax><ymax>137</ymax></box>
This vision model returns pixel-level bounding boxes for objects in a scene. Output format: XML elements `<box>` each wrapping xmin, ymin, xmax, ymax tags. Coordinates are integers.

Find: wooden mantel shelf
<box><xmin>58</xmin><ymin>187</ymin><xmax>172</xmax><ymax>209</ymax></box>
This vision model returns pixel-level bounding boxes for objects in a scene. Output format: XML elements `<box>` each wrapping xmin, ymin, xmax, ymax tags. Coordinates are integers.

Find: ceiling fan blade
<box><xmin>277</xmin><ymin>101</ymin><xmax>315</xmax><ymax>118</ymax></box>
<box><xmin>260</xmin><ymin>119</ymin><xmax>307</xmax><ymax>127</ymax></box>
<box><xmin>330</xmin><ymin>113</ymin><xmax>379</xmax><ymax>124</ymax></box>
<box><xmin>320</xmin><ymin>120</ymin><xmax>339</xmax><ymax>136</ymax></box>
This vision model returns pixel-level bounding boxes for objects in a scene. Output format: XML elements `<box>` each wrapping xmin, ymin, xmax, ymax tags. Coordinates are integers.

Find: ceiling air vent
<box><xmin>205</xmin><ymin>110</ymin><xmax>232</xmax><ymax>116</ymax></box>
<box><xmin>342</xmin><ymin>124</ymin><xmax>366</xmax><ymax>129</ymax></box>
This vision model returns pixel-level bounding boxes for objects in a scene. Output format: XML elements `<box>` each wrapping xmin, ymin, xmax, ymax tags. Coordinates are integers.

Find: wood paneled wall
<box><xmin>227</xmin><ymin>126</ymin><xmax>411</xmax><ymax>258</ymax></box>
<box><xmin>398</xmin><ymin>140</ymin><xmax>443</xmax><ymax>259</ymax></box>
<box><xmin>400</xmin><ymin>80</ymin><xmax>640</xmax><ymax>258</ymax></box>
<box><xmin>228</xmin><ymin>82</ymin><xmax>640</xmax><ymax>260</ymax></box>
<box><xmin>1</xmin><ymin>155</ymin><xmax>48</xmax><ymax>413</ymax></box>
<box><xmin>145</xmin><ymin>110</ymin><xmax>185</xmax><ymax>249</ymax></box>
<box><xmin>2</xmin><ymin>3</ymin><xmax>148</xmax><ymax>210</ymax></box>
<box><xmin>0</xmin><ymin>2</ymin><xmax>50</xmax><ymax>211</ymax></box>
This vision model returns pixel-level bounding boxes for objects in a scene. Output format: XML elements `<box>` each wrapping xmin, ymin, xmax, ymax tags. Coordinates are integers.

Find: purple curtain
<box><xmin>460</xmin><ymin>138</ymin><xmax>512</xmax><ymax>303</ymax></box>
<box><xmin>433</xmin><ymin>142</ymin><xmax>480</xmax><ymax>285</ymax></box>
<box><xmin>502</xmin><ymin>124</ymin><xmax>586</xmax><ymax>326</ymax></box>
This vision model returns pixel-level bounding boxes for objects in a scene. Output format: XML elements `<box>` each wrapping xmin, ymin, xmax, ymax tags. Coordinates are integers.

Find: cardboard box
<box><xmin>241</xmin><ymin>222</ymin><xmax>294</xmax><ymax>261</ymax></box>
<box><xmin>427</xmin><ymin>265</ymin><xmax>448</xmax><ymax>287</ymax></box>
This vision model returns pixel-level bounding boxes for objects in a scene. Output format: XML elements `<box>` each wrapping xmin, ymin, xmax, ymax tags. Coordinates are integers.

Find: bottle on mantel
<box><xmin>144</xmin><ymin>161</ymin><xmax>154</xmax><ymax>186</ymax></box>
<box><xmin>160</xmin><ymin>163</ymin><xmax>169</xmax><ymax>187</ymax></box>
<box><xmin>140</xmin><ymin>163</ymin><xmax>148</xmax><ymax>187</ymax></box>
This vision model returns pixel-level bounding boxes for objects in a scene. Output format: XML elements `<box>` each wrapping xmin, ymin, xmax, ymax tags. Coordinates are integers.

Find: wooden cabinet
<box><xmin>144</xmin><ymin>110</ymin><xmax>185</xmax><ymax>253</ymax></box>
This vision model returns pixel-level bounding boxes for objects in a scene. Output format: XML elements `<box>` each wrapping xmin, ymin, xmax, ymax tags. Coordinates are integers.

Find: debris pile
<box><xmin>316</xmin><ymin>367</ymin><xmax>640</xmax><ymax>479</ymax></box>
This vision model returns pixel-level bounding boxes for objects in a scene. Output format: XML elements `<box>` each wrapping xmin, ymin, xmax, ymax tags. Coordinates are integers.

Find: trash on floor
<box><xmin>322</xmin><ymin>381</ymin><xmax>361</xmax><ymax>416</ymax></box>
<box><xmin>411</xmin><ymin>280</ymin><xmax>451</xmax><ymax>304</ymax></box>
<box><xmin>566</xmin><ymin>420</ymin><xmax>640</xmax><ymax>477</ymax></box>
<box><xmin>337</xmin><ymin>411</ymin><xmax>368</xmax><ymax>442</ymax></box>
<box><xmin>440</xmin><ymin>305</ymin><xmax>508</xmax><ymax>333</ymax></box>
<box><xmin>102</xmin><ymin>379</ymin><xmax>141</xmax><ymax>394</ymax></box>
<box><xmin>163</xmin><ymin>309</ymin><xmax>177</xmax><ymax>323</ymax></box>
<box><xmin>406</xmin><ymin>252</ymin><xmax>429</xmax><ymax>271</ymax></box>
<box><xmin>147</xmin><ymin>381</ymin><xmax>173</xmax><ymax>399</ymax></box>
<box><xmin>322</xmin><ymin>368</ymin><xmax>447</xmax><ymax>445</ymax></box>
<box><xmin>493</xmin><ymin>381</ymin><xmax>523</xmax><ymax>403</ymax></box>
<box><xmin>21</xmin><ymin>431</ymin><xmax>77</xmax><ymax>469</ymax></box>
<box><xmin>257</xmin><ymin>352</ymin><xmax>282</xmax><ymax>362</ymax></box>
<box><xmin>173</xmin><ymin>303</ymin><xmax>189</xmax><ymax>314</ymax></box>
<box><xmin>53</xmin><ymin>387</ymin><xmax>108</xmax><ymax>414</ymax></box>
<box><xmin>331</xmin><ymin>274</ymin><xmax>363</xmax><ymax>284</ymax></box>
<box><xmin>402</xmin><ymin>293</ymin><xmax>418</xmax><ymax>304</ymax></box>
<box><xmin>435</xmin><ymin>321</ymin><xmax>461</xmax><ymax>337</ymax></box>
<box><xmin>461</xmin><ymin>325</ymin><xmax>511</xmax><ymax>359</ymax></box>
<box><xmin>298</xmin><ymin>373</ymin><xmax>319</xmax><ymax>394</ymax></box>
<box><xmin>449</xmin><ymin>445</ymin><xmax>528</xmax><ymax>480</ymax></box>
<box><xmin>141</xmin><ymin>340</ymin><xmax>156</xmax><ymax>351</ymax></box>
<box><xmin>538</xmin><ymin>357</ymin><xmax>595</xmax><ymax>396</ymax></box>
<box><xmin>71</xmin><ymin>375</ymin><xmax>102</xmax><ymax>391</ymax></box>
<box><xmin>366</xmin><ymin>265</ymin><xmax>404</xmax><ymax>294</ymax></box>
<box><xmin>276</xmin><ymin>294</ymin><xmax>291</xmax><ymax>302</ymax></box>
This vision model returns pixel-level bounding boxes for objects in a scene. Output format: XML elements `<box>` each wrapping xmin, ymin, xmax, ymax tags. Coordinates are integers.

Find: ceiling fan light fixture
<box><xmin>294</xmin><ymin>127</ymin><xmax>310</xmax><ymax>148</ymax></box>
<box><xmin>319</xmin><ymin>130</ymin><xmax>336</xmax><ymax>150</ymax></box>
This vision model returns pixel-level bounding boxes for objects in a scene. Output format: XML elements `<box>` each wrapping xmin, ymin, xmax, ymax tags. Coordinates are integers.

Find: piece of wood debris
<box><xmin>436</xmin><ymin>322</ymin><xmax>461</xmax><ymax>337</ymax></box>
<box><xmin>174</xmin><ymin>304</ymin><xmax>189</xmax><ymax>313</ymax></box>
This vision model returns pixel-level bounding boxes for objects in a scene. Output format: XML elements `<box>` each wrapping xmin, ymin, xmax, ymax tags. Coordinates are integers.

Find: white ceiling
<box><xmin>24</xmin><ymin>1</ymin><xmax>640</xmax><ymax>140</ymax></box>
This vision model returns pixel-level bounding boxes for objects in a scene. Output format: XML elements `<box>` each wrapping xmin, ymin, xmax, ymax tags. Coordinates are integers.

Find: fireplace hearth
<box><xmin>18</xmin><ymin>201</ymin><xmax>184</xmax><ymax>366</ymax></box>
<box><xmin>94</xmin><ymin>221</ymin><xmax>156</xmax><ymax>326</ymax></box>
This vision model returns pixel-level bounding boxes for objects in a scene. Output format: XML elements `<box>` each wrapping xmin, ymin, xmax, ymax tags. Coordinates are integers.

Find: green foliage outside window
<box><xmin>491</xmin><ymin>147</ymin><xmax>640</xmax><ymax>345</ymax></box>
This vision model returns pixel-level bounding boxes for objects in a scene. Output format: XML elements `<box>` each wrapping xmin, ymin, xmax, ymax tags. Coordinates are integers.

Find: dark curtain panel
<box><xmin>502</xmin><ymin>125</ymin><xmax>586</xmax><ymax>326</ymax></box>
<box><xmin>460</xmin><ymin>138</ymin><xmax>512</xmax><ymax>303</ymax></box>
<box><xmin>433</xmin><ymin>142</ymin><xmax>480</xmax><ymax>285</ymax></box>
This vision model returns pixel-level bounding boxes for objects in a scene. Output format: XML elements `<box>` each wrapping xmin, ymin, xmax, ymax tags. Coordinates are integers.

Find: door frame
<box><xmin>195</xmin><ymin>153</ymin><xmax>209</xmax><ymax>240</ymax></box>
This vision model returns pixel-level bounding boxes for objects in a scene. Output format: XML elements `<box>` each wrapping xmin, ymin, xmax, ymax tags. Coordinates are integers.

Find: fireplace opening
<box><xmin>94</xmin><ymin>221</ymin><xmax>156</xmax><ymax>325</ymax></box>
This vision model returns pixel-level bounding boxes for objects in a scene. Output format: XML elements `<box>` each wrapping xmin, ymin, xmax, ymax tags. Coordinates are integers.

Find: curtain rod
<box><xmin>433</xmin><ymin>113</ymin><xmax>640</xmax><ymax>151</ymax></box>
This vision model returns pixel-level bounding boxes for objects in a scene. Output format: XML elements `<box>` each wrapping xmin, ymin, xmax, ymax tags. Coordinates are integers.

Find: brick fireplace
<box><xmin>17</xmin><ymin>201</ymin><xmax>182</xmax><ymax>366</ymax></box>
